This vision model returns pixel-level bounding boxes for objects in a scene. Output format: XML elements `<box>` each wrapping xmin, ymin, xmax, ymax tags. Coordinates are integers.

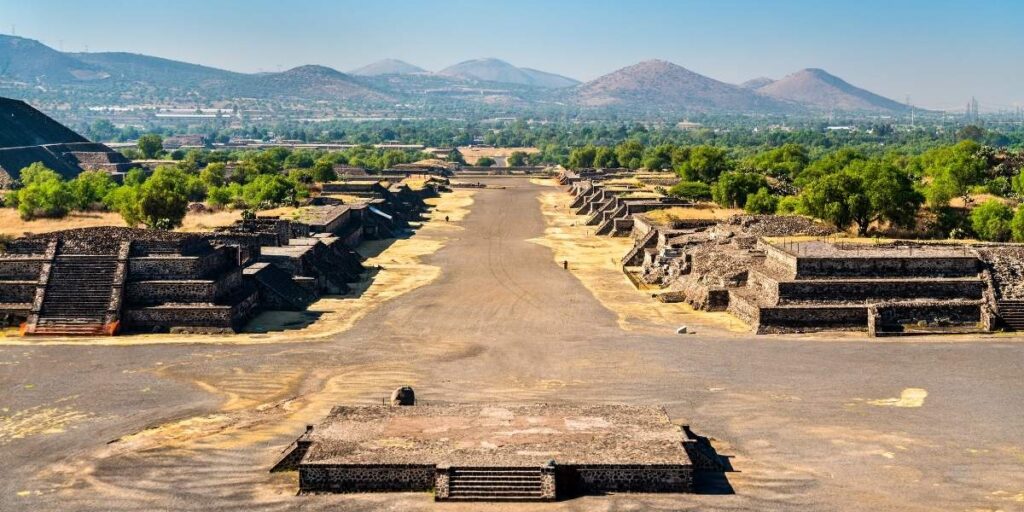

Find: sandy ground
<box><xmin>458</xmin><ymin>146</ymin><xmax>539</xmax><ymax>166</ymax></box>
<box><xmin>0</xmin><ymin>178</ymin><xmax>1022</xmax><ymax>511</ymax></box>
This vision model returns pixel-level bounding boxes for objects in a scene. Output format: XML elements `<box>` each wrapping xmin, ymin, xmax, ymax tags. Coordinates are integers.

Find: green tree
<box><xmin>921</xmin><ymin>141</ymin><xmax>986</xmax><ymax>208</ymax></box>
<box><xmin>970</xmin><ymin>199</ymin><xmax>1013</xmax><ymax>241</ymax></box>
<box><xmin>475</xmin><ymin>156</ymin><xmax>496</xmax><ymax>167</ymax></box>
<box><xmin>799</xmin><ymin>172</ymin><xmax>868</xmax><ymax>233</ymax></box>
<box><xmin>743</xmin><ymin>143</ymin><xmax>809</xmax><ymax>179</ymax></box>
<box><xmin>242</xmin><ymin>174</ymin><xmax>300</xmax><ymax>207</ymax></box>
<box><xmin>799</xmin><ymin>159</ymin><xmax>921</xmax><ymax>235</ymax></box>
<box><xmin>137</xmin><ymin>166</ymin><xmax>191</xmax><ymax>229</ymax></box>
<box><xmin>676</xmin><ymin>145</ymin><xmax>732</xmax><ymax>182</ymax></box>
<box><xmin>593</xmin><ymin>147</ymin><xmax>619</xmax><ymax>168</ymax></box>
<box><xmin>15</xmin><ymin>163</ymin><xmax>72</xmax><ymax>220</ymax></box>
<box><xmin>199</xmin><ymin>162</ymin><xmax>227</xmax><ymax>188</ymax></box>
<box><xmin>614</xmin><ymin>140</ymin><xmax>644</xmax><ymax>169</ymax></box>
<box><xmin>137</xmin><ymin>134</ymin><xmax>164</xmax><ymax>159</ymax></box>
<box><xmin>744</xmin><ymin>187</ymin><xmax>779</xmax><ymax>214</ymax></box>
<box><xmin>1012</xmin><ymin>205</ymin><xmax>1024</xmax><ymax>242</ymax></box>
<box><xmin>507</xmin><ymin>151</ymin><xmax>529</xmax><ymax>167</ymax></box>
<box><xmin>567</xmin><ymin>145</ymin><xmax>597</xmax><ymax>169</ymax></box>
<box><xmin>667</xmin><ymin>181</ymin><xmax>712</xmax><ymax>201</ymax></box>
<box><xmin>68</xmin><ymin>170</ymin><xmax>117</xmax><ymax>210</ymax></box>
<box><xmin>311</xmin><ymin>159</ymin><xmax>339</xmax><ymax>182</ymax></box>
<box><xmin>711</xmin><ymin>171</ymin><xmax>767</xmax><ymax>208</ymax></box>
<box><xmin>106</xmin><ymin>184</ymin><xmax>143</xmax><ymax>226</ymax></box>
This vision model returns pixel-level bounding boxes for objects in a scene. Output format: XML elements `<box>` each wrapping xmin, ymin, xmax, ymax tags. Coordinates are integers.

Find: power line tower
<box><xmin>905</xmin><ymin>95</ymin><xmax>915</xmax><ymax>127</ymax></box>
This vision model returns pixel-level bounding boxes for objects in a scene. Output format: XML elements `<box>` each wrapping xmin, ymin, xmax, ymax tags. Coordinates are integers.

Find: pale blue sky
<box><xmin>2</xmin><ymin>0</ymin><xmax>1022</xmax><ymax>110</ymax></box>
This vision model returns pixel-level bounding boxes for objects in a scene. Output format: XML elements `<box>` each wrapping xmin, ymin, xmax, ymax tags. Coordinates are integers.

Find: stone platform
<box><xmin>277</xmin><ymin>403</ymin><xmax>696</xmax><ymax>501</ymax></box>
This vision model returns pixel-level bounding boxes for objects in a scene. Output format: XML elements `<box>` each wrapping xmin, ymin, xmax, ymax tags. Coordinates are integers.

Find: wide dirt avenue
<box><xmin>1</xmin><ymin>177</ymin><xmax>1022</xmax><ymax>511</ymax></box>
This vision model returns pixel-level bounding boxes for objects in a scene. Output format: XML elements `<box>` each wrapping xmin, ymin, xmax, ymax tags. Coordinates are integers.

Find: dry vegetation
<box><xmin>642</xmin><ymin>204</ymin><xmax>743</xmax><ymax>224</ymax></box>
<box><xmin>0</xmin><ymin>209</ymin><xmax>244</xmax><ymax>237</ymax></box>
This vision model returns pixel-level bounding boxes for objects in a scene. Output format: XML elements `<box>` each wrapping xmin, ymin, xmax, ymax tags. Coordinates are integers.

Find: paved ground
<box><xmin>1</xmin><ymin>178</ymin><xmax>1022</xmax><ymax>511</ymax></box>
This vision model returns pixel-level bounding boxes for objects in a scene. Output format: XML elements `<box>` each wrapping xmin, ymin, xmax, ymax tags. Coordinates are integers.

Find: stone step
<box><xmin>451</xmin><ymin>476</ymin><xmax>542</xmax><ymax>482</ymax></box>
<box><xmin>444</xmin><ymin>495</ymin><xmax>545</xmax><ymax>501</ymax></box>
<box><xmin>451</xmin><ymin>470</ymin><xmax>542</xmax><ymax>475</ymax></box>
<box><xmin>451</xmin><ymin>485</ymin><xmax>542</xmax><ymax>492</ymax></box>
<box><xmin>449</xmin><ymin>490</ymin><xmax>544</xmax><ymax>496</ymax></box>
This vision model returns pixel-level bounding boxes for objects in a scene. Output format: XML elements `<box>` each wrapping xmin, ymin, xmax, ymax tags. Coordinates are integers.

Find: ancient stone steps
<box><xmin>446</xmin><ymin>467</ymin><xmax>545</xmax><ymax>501</ymax></box>
<box><xmin>34</xmin><ymin>254</ymin><xmax>119</xmax><ymax>335</ymax></box>
<box><xmin>997</xmin><ymin>300</ymin><xmax>1024</xmax><ymax>330</ymax></box>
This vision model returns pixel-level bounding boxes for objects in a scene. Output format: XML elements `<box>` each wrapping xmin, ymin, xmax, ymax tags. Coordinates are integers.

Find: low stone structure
<box><xmin>0</xmin><ymin>179</ymin><xmax>447</xmax><ymax>336</ymax></box>
<box><xmin>561</xmin><ymin>172</ymin><xmax>1024</xmax><ymax>336</ymax></box>
<box><xmin>275</xmin><ymin>403</ymin><xmax>700</xmax><ymax>501</ymax></box>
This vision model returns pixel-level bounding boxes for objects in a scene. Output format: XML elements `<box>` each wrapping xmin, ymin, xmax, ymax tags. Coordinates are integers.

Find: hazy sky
<box><xmin>2</xmin><ymin>0</ymin><xmax>1022</xmax><ymax>110</ymax></box>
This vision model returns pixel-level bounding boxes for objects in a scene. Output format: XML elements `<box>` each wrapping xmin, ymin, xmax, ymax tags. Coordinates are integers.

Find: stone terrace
<box><xmin>279</xmin><ymin>403</ymin><xmax>698</xmax><ymax>501</ymax></box>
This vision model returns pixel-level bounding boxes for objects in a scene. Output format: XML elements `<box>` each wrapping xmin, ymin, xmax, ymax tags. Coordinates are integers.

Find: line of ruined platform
<box><xmin>0</xmin><ymin>179</ymin><xmax>450</xmax><ymax>336</ymax></box>
<box><xmin>560</xmin><ymin>169</ymin><xmax>1024</xmax><ymax>336</ymax></box>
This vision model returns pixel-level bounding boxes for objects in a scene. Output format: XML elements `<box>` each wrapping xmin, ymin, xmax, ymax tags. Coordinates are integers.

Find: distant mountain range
<box><xmin>0</xmin><ymin>34</ymin><xmax>916</xmax><ymax>118</ymax></box>
<box><xmin>349</xmin><ymin>59</ymin><xmax>426</xmax><ymax>76</ymax></box>
<box><xmin>752</xmin><ymin>68</ymin><xmax>909</xmax><ymax>113</ymax></box>
<box><xmin>437</xmin><ymin>58</ymin><xmax>580</xmax><ymax>88</ymax></box>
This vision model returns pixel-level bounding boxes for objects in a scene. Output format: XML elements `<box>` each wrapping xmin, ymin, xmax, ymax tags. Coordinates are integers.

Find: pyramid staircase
<box><xmin>23</xmin><ymin>242</ymin><xmax>127</xmax><ymax>336</ymax></box>
<box><xmin>997</xmin><ymin>299</ymin><xmax>1024</xmax><ymax>330</ymax></box>
<box><xmin>444</xmin><ymin>467</ymin><xmax>546</xmax><ymax>501</ymax></box>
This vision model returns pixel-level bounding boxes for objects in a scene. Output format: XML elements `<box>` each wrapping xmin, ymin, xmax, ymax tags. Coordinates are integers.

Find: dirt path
<box><xmin>1</xmin><ymin>178</ymin><xmax>1022</xmax><ymax>511</ymax></box>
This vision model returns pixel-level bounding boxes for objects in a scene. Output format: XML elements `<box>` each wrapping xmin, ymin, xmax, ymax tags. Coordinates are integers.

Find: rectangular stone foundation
<box><xmin>284</xmin><ymin>404</ymin><xmax>695</xmax><ymax>500</ymax></box>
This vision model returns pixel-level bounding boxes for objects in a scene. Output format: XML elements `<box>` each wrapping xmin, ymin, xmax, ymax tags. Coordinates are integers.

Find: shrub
<box><xmin>15</xmin><ymin>163</ymin><xmax>72</xmax><ymax>220</ymax></box>
<box><xmin>744</xmin><ymin>187</ymin><xmax>779</xmax><ymax>214</ymax></box>
<box><xmin>242</xmin><ymin>174</ymin><xmax>299</xmax><ymax>207</ymax></box>
<box><xmin>1012</xmin><ymin>206</ymin><xmax>1024</xmax><ymax>242</ymax></box>
<box><xmin>668</xmin><ymin>181</ymin><xmax>712</xmax><ymax>200</ymax></box>
<box><xmin>68</xmin><ymin>170</ymin><xmax>117</xmax><ymax>210</ymax></box>
<box><xmin>776</xmin><ymin>195</ymin><xmax>802</xmax><ymax>214</ymax></box>
<box><xmin>137</xmin><ymin>166</ymin><xmax>191</xmax><ymax>229</ymax></box>
<box><xmin>969</xmin><ymin>199</ymin><xmax>1013</xmax><ymax>242</ymax></box>
<box><xmin>712</xmin><ymin>171</ymin><xmax>767</xmax><ymax>208</ymax></box>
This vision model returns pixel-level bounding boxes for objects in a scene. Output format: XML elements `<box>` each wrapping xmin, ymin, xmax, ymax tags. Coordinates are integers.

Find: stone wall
<box><xmin>776</xmin><ymin>279</ymin><xmax>984</xmax><ymax>304</ymax></box>
<box><xmin>572</xmin><ymin>464</ymin><xmax>692</xmax><ymax>493</ymax></box>
<box><xmin>0</xmin><ymin>259</ymin><xmax>45</xmax><ymax>280</ymax></box>
<box><xmin>0</xmin><ymin>280</ymin><xmax>37</xmax><ymax>303</ymax></box>
<box><xmin>125</xmin><ymin>270</ymin><xmax>242</xmax><ymax>304</ymax></box>
<box><xmin>794</xmin><ymin>256</ymin><xmax>978</xmax><ymax>279</ymax></box>
<box><xmin>121</xmin><ymin>291</ymin><xmax>258</xmax><ymax>332</ymax></box>
<box><xmin>756</xmin><ymin>305</ymin><xmax>867</xmax><ymax>333</ymax></box>
<box><xmin>128</xmin><ymin>251</ymin><xmax>228</xmax><ymax>280</ymax></box>
<box><xmin>868</xmin><ymin>301</ymin><xmax>987</xmax><ymax>335</ymax></box>
<box><xmin>299</xmin><ymin>465</ymin><xmax>435</xmax><ymax>493</ymax></box>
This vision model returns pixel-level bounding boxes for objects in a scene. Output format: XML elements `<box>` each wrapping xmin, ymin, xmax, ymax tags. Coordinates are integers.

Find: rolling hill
<box><xmin>71</xmin><ymin>51</ymin><xmax>243</xmax><ymax>88</ymax></box>
<box><xmin>438</xmin><ymin>58</ymin><xmax>579</xmax><ymax>88</ymax></box>
<box><xmin>574</xmin><ymin>60</ymin><xmax>788</xmax><ymax>113</ymax></box>
<box><xmin>233</xmin><ymin>65</ymin><xmax>388</xmax><ymax>101</ymax></box>
<box><xmin>754</xmin><ymin>68</ymin><xmax>908</xmax><ymax>113</ymax></box>
<box><xmin>0</xmin><ymin>34</ymin><xmax>108</xmax><ymax>83</ymax></box>
<box><xmin>349</xmin><ymin>59</ymin><xmax>426</xmax><ymax>76</ymax></box>
<box><xmin>740</xmin><ymin>77</ymin><xmax>775</xmax><ymax>89</ymax></box>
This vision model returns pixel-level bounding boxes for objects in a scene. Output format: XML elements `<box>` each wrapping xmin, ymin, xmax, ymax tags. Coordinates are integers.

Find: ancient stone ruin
<box><xmin>0</xmin><ymin>97</ymin><xmax>133</xmax><ymax>186</ymax></box>
<box><xmin>274</xmin><ymin>401</ymin><xmax>719</xmax><ymax>501</ymax></box>
<box><xmin>562</xmin><ymin>172</ymin><xmax>1024</xmax><ymax>336</ymax></box>
<box><xmin>0</xmin><ymin>180</ymin><xmax>444</xmax><ymax>335</ymax></box>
